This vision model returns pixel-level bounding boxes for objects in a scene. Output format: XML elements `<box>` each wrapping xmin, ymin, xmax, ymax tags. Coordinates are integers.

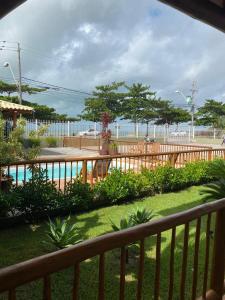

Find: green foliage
<box><xmin>154</xmin><ymin>100</ymin><xmax>190</xmax><ymax>125</ymax></box>
<box><xmin>196</xmin><ymin>99</ymin><xmax>225</xmax><ymax>127</ymax></box>
<box><xmin>14</xmin><ymin>166</ymin><xmax>60</xmax><ymax>221</ymax></box>
<box><xmin>45</xmin><ymin>216</ymin><xmax>81</xmax><ymax>249</ymax></box>
<box><xmin>110</xmin><ymin>217</ymin><xmax>133</xmax><ymax>231</ymax></box>
<box><xmin>64</xmin><ymin>178</ymin><xmax>93</xmax><ymax>211</ymax></box>
<box><xmin>121</xmin><ymin>83</ymin><xmax>156</xmax><ymax>124</ymax></box>
<box><xmin>129</xmin><ymin>207</ymin><xmax>155</xmax><ymax>225</ymax></box>
<box><xmin>200</xmin><ymin>159</ymin><xmax>225</xmax><ymax>202</ymax></box>
<box><xmin>0</xmin><ymin>160</ymin><xmax>218</xmax><ymax>224</ymax></box>
<box><xmin>45</xmin><ymin>136</ymin><xmax>58</xmax><ymax>147</ymax></box>
<box><xmin>111</xmin><ymin>207</ymin><xmax>155</xmax><ymax>232</ymax></box>
<box><xmin>0</xmin><ymin>80</ymin><xmax>78</xmax><ymax>121</ymax></box>
<box><xmin>81</xmin><ymin>82</ymin><xmax>124</xmax><ymax>122</ymax></box>
<box><xmin>94</xmin><ymin>169</ymin><xmax>149</xmax><ymax>204</ymax></box>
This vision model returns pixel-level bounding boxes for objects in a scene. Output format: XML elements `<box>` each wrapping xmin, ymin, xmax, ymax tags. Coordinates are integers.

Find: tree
<box><xmin>0</xmin><ymin>81</ymin><xmax>78</xmax><ymax>121</ymax></box>
<box><xmin>138</xmin><ymin>98</ymin><xmax>158</xmax><ymax>135</ymax></box>
<box><xmin>196</xmin><ymin>99</ymin><xmax>225</xmax><ymax>128</ymax></box>
<box><xmin>81</xmin><ymin>82</ymin><xmax>124</xmax><ymax>122</ymax></box>
<box><xmin>155</xmin><ymin>100</ymin><xmax>190</xmax><ymax>126</ymax></box>
<box><xmin>121</xmin><ymin>83</ymin><xmax>156</xmax><ymax>134</ymax></box>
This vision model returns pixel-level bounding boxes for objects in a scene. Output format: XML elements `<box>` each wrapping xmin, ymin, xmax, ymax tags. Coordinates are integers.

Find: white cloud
<box><xmin>1</xmin><ymin>0</ymin><xmax>225</xmax><ymax>116</ymax></box>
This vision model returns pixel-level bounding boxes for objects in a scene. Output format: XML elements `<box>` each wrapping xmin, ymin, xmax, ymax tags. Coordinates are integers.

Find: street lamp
<box><xmin>3</xmin><ymin>61</ymin><xmax>22</xmax><ymax>104</ymax></box>
<box><xmin>175</xmin><ymin>90</ymin><xmax>195</xmax><ymax>140</ymax></box>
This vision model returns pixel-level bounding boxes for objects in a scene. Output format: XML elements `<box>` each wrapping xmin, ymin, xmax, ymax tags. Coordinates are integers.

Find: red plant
<box><xmin>101</xmin><ymin>129</ymin><xmax>112</xmax><ymax>140</ymax></box>
<box><xmin>101</xmin><ymin>112</ymin><xmax>111</xmax><ymax>131</ymax></box>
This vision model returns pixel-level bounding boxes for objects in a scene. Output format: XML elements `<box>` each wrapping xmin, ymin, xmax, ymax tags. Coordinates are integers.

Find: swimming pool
<box><xmin>8</xmin><ymin>162</ymin><xmax>89</xmax><ymax>183</ymax></box>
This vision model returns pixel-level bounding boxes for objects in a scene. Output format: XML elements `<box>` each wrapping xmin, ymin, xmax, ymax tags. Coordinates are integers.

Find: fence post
<box><xmin>35</xmin><ymin>119</ymin><xmax>38</xmax><ymax>133</ymax></box>
<box><xmin>116</xmin><ymin>122</ymin><xmax>119</xmax><ymax>140</ymax></box>
<box><xmin>136</xmin><ymin>123</ymin><xmax>139</xmax><ymax>139</ymax></box>
<box><xmin>67</xmin><ymin>121</ymin><xmax>70</xmax><ymax>137</ymax></box>
<box><xmin>82</xmin><ymin>160</ymin><xmax>87</xmax><ymax>184</ymax></box>
<box><xmin>208</xmin><ymin>149</ymin><xmax>212</xmax><ymax>161</ymax></box>
<box><xmin>94</xmin><ymin>122</ymin><xmax>97</xmax><ymax>139</ymax></box>
<box><xmin>210</xmin><ymin>208</ymin><xmax>225</xmax><ymax>299</ymax></box>
<box><xmin>192</xmin><ymin>126</ymin><xmax>195</xmax><ymax>140</ymax></box>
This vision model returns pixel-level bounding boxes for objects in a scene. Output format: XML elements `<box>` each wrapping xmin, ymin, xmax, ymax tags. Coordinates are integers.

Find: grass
<box><xmin>0</xmin><ymin>186</ymin><xmax>212</xmax><ymax>299</ymax></box>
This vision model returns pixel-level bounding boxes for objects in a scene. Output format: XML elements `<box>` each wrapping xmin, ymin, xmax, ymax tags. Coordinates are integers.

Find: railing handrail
<box><xmin>1</xmin><ymin>198</ymin><xmax>225</xmax><ymax>293</ymax></box>
<box><xmin>0</xmin><ymin>148</ymin><xmax>222</xmax><ymax>167</ymax></box>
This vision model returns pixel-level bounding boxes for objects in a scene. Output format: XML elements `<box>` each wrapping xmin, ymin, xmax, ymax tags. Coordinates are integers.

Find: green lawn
<box><xmin>0</xmin><ymin>186</ymin><xmax>212</xmax><ymax>300</ymax></box>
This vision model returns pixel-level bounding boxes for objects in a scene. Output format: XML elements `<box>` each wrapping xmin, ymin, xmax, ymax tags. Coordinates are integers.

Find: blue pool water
<box><xmin>8</xmin><ymin>162</ymin><xmax>90</xmax><ymax>183</ymax></box>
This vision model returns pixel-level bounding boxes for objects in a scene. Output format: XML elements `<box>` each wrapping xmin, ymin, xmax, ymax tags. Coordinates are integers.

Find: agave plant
<box><xmin>45</xmin><ymin>216</ymin><xmax>81</xmax><ymax>249</ymax></box>
<box><xmin>110</xmin><ymin>217</ymin><xmax>133</xmax><ymax>231</ymax></box>
<box><xmin>129</xmin><ymin>207</ymin><xmax>155</xmax><ymax>225</ymax></box>
<box><xmin>201</xmin><ymin>159</ymin><xmax>225</xmax><ymax>202</ymax></box>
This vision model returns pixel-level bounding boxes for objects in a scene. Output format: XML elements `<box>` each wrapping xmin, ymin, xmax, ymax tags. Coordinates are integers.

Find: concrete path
<box><xmin>39</xmin><ymin>147</ymin><xmax>99</xmax><ymax>158</ymax></box>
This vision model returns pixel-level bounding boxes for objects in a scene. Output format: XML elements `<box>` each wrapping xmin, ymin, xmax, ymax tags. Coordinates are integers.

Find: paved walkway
<box><xmin>39</xmin><ymin>147</ymin><xmax>99</xmax><ymax>158</ymax></box>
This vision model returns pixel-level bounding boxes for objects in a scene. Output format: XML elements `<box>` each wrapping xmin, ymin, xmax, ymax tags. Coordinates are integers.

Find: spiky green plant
<box><xmin>110</xmin><ymin>217</ymin><xmax>133</xmax><ymax>231</ymax></box>
<box><xmin>129</xmin><ymin>207</ymin><xmax>155</xmax><ymax>225</ymax></box>
<box><xmin>201</xmin><ymin>159</ymin><xmax>225</xmax><ymax>202</ymax></box>
<box><xmin>45</xmin><ymin>216</ymin><xmax>81</xmax><ymax>249</ymax></box>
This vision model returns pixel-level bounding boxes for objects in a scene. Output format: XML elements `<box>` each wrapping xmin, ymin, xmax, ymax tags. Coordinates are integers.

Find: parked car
<box><xmin>78</xmin><ymin>128</ymin><xmax>100</xmax><ymax>136</ymax></box>
<box><xmin>170</xmin><ymin>131</ymin><xmax>187</xmax><ymax>137</ymax></box>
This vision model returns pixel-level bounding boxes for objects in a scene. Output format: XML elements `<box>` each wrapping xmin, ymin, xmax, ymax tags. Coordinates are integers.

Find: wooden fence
<box><xmin>1</xmin><ymin>148</ymin><xmax>225</xmax><ymax>190</ymax></box>
<box><xmin>0</xmin><ymin>198</ymin><xmax>225</xmax><ymax>299</ymax></box>
<box><xmin>63</xmin><ymin>137</ymin><xmax>211</xmax><ymax>154</ymax></box>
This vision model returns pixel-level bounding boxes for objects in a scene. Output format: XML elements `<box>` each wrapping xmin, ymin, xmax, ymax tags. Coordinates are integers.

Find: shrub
<box><xmin>63</xmin><ymin>178</ymin><xmax>93</xmax><ymax>211</ymax></box>
<box><xmin>45</xmin><ymin>137</ymin><xmax>58</xmax><ymax>148</ymax></box>
<box><xmin>94</xmin><ymin>169</ymin><xmax>149</xmax><ymax>204</ymax></box>
<box><xmin>14</xmin><ymin>166</ymin><xmax>61</xmax><ymax>221</ymax></box>
<box><xmin>45</xmin><ymin>216</ymin><xmax>81</xmax><ymax>249</ymax></box>
<box><xmin>110</xmin><ymin>217</ymin><xmax>133</xmax><ymax>231</ymax></box>
<box><xmin>0</xmin><ymin>192</ymin><xmax>9</xmax><ymax>217</ymax></box>
<box><xmin>22</xmin><ymin>137</ymin><xmax>41</xmax><ymax>149</ymax></box>
<box><xmin>129</xmin><ymin>207</ymin><xmax>155</xmax><ymax>225</ymax></box>
<box><xmin>200</xmin><ymin>159</ymin><xmax>225</xmax><ymax>202</ymax></box>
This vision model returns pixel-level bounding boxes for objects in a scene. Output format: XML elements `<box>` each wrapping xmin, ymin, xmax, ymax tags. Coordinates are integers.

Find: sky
<box><xmin>1</xmin><ymin>0</ymin><xmax>225</xmax><ymax>117</ymax></box>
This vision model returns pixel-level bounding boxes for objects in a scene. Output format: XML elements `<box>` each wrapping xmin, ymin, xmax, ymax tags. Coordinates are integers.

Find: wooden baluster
<box><xmin>191</xmin><ymin>218</ymin><xmax>201</xmax><ymax>300</ymax></box>
<box><xmin>154</xmin><ymin>233</ymin><xmax>161</xmax><ymax>300</ymax></box>
<box><xmin>8</xmin><ymin>289</ymin><xmax>16</xmax><ymax>300</ymax></box>
<box><xmin>202</xmin><ymin>213</ymin><xmax>211</xmax><ymax>299</ymax></box>
<box><xmin>64</xmin><ymin>162</ymin><xmax>67</xmax><ymax>191</ymax></box>
<box><xmin>98</xmin><ymin>253</ymin><xmax>105</xmax><ymax>300</ymax></box>
<box><xmin>168</xmin><ymin>228</ymin><xmax>176</xmax><ymax>300</ymax></box>
<box><xmin>58</xmin><ymin>162</ymin><xmax>61</xmax><ymax>190</ymax></box>
<box><xmin>24</xmin><ymin>164</ymin><xmax>26</xmax><ymax>184</ymax></box>
<box><xmin>210</xmin><ymin>208</ymin><xmax>225</xmax><ymax>298</ymax></box>
<box><xmin>73</xmin><ymin>263</ymin><xmax>80</xmax><ymax>300</ymax></box>
<box><xmin>180</xmin><ymin>223</ymin><xmax>189</xmax><ymax>300</ymax></box>
<box><xmin>70</xmin><ymin>161</ymin><xmax>73</xmax><ymax>181</ymax></box>
<box><xmin>136</xmin><ymin>239</ymin><xmax>145</xmax><ymax>300</ymax></box>
<box><xmin>43</xmin><ymin>275</ymin><xmax>51</xmax><ymax>300</ymax></box>
<box><xmin>15</xmin><ymin>165</ymin><xmax>18</xmax><ymax>187</ymax></box>
<box><xmin>119</xmin><ymin>246</ymin><xmax>126</xmax><ymax>300</ymax></box>
<box><xmin>82</xmin><ymin>160</ymin><xmax>87</xmax><ymax>184</ymax></box>
<box><xmin>52</xmin><ymin>162</ymin><xmax>54</xmax><ymax>184</ymax></box>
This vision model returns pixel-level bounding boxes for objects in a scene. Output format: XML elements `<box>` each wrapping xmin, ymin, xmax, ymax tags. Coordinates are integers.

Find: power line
<box><xmin>22</xmin><ymin>77</ymin><xmax>93</xmax><ymax>96</ymax></box>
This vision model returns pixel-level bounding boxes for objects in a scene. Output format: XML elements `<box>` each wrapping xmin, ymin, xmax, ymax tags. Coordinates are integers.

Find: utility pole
<box><xmin>17</xmin><ymin>42</ymin><xmax>22</xmax><ymax>105</ymax></box>
<box><xmin>190</xmin><ymin>81</ymin><xmax>198</xmax><ymax>139</ymax></box>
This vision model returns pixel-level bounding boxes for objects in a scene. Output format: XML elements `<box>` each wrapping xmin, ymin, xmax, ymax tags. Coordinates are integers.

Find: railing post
<box><xmin>79</xmin><ymin>136</ymin><xmax>82</xmax><ymax>150</ymax></box>
<box><xmin>210</xmin><ymin>208</ymin><xmax>225</xmax><ymax>299</ymax></box>
<box><xmin>208</xmin><ymin>149</ymin><xmax>212</xmax><ymax>161</ymax></box>
<box><xmin>67</xmin><ymin>121</ymin><xmax>70</xmax><ymax>137</ymax></box>
<box><xmin>82</xmin><ymin>160</ymin><xmax>87</xmax><ymax>184</ymax></box>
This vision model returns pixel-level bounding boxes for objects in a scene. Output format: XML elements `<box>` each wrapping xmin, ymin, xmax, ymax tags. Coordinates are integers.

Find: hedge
<box><xmin>0</xmin><ymin>159</ymin><xmax>218</xmax><ymax>227</ymax></box>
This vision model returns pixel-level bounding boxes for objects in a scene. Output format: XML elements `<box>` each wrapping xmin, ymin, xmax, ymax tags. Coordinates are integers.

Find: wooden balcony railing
<box><xmin>1</xmin><ymin>148</ymin><xmax>225</xmax><ymax>190</ymax></box>
<box><xmin>0</xmin><ymin>198</ymin><xmax>225</xmax><ymax>299</ymax></box>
